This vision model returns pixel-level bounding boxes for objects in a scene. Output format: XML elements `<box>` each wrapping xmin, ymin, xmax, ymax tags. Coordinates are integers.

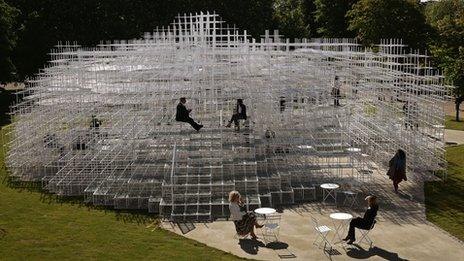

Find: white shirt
<box><xmin>229</xmin><ymin>202</ymin><xmax>245</xmax><ymax>221</ymax></box>
<box><xmin>238</xmin><ymin>105</ymin><xmax>242</xmax><ymax>114</ymax></box>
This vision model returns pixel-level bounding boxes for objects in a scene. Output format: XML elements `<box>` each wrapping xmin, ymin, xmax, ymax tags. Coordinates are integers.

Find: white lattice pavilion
<box><xmin>4</xmin><ymin>12</ymin><xmax>448</xmax><ymax>221</ymax></box>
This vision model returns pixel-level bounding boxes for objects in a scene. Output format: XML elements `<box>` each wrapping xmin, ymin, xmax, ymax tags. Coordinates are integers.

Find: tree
<box><xmin>302</xmin><ymin>0</ymin><xmax>319</xmax><ymax>37</ymax></box>
<box><xmin>314</xmin><ymin>0</ymin><xmax>358</xmax><ymax>38</ymax></box>
<box><xmin>6</xmin><ymin>0</ymin><xmax>277</xmax><ymax>80</ymax></box>
<box><xmin>347</xmin><ymin>0</ymin><xmax>430</xmax><ymax>49</ymax></box>
<box><xmin>426</xmin><ymin>0</ymin><xmax>464</xmax><ymax>121</ymax></box>
<box><xmin>273</xmin><ymin>0</ymin><xmax>309</xmax><ymax>39</ymax></box>
<box><xmin>0</xmin><ymin>0</ymin><xmax>19</xmax><ymax>83</ymax></box>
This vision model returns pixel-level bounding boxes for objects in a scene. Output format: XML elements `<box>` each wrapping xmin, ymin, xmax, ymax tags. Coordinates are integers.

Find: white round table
<box><xmin>254</xmin><ymin>207</ymin><xmax>277</xmax><ymax>227</ymax></box>
<box><xmin>254</xmin><ymin>207</ymin><xmax>276</xmax><ymax>215</ymax></box>
<box><xmin>320</xmin><ymin>183</ymin><xmax>339</xmax><ymax>204</ymax></box>
<box><xmin>330</xmin><ymin>212</ymin><xmax>353</xmax><ymax>244</ymax></box>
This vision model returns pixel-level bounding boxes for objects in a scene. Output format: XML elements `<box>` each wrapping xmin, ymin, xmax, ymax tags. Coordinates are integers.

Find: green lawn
<box><xmin>0</xmin><ymin>95</ymin><xmax>243</xmax><ymax>260</ymax></box>
<box><xmin>445</xmin><ymin>115</ymin><xmax>464</xmax><ymax>131</ymax></box>
<box><xmin>425</xmin><ymin>145</ymin><xmax>464</xmax><ymax>241</ymax></box>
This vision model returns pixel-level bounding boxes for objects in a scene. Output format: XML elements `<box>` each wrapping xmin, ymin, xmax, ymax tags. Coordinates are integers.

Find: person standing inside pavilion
<box><xmin>226</xmin><ymin>99</ymin><xmax>247</xmax><ymax>130</ymax></box>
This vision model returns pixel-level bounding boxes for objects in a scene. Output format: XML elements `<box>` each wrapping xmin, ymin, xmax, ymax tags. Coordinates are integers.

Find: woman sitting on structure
<box><xmin>229</xmin><ymin>190</ymin><xmax>263</xmax><ymax>239</ymax></box>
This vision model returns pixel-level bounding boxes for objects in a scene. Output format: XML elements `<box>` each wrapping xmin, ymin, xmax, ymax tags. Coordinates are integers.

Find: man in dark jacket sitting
<box><xmin>344</xmin><ymin>195</ymin><xmax>378</xmax><ymax>244</ymax></box>
<box><xmin>176</xmin><ymin>97</ymin><xmax>203</xmax><ymax>131</ymax></box>
<box><xmin>226</xmin><ymin>99</ymin><xmax>247</xmax><ymax>129</ymax></box>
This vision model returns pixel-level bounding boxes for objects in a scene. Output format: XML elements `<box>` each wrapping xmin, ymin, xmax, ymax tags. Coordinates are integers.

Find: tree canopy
<box><xmin>4</xmin><ymin>0</ymin><xmax>276</xmax><ymax>81</ymax></box>
<box><xmin>273</xmin><ymin>0</ymin><xmax>309</xmax><ymax>39</ymax></box>
<box><xmin>0</xmin><ymin>0</ymin><xmax>19</xmax><ymax>82</ymax></box>
<box><xmin>347</xmin><ymin>0</ymin><xmax>430</xmax><ymax>49</ymax></box>
<box><xmin>425</xmin><ymin>0</ymin><xmax>464</xmax><ymax>120</ymax></box>
<box><xmin>1</xmin><ymin>0</ymin><xmax>463</xmax><ymax>107</ymax></box>
<box><xmin>314</xmin><ymin>0</ymin><xmax>357</xmax><ymax>38</ymax></box>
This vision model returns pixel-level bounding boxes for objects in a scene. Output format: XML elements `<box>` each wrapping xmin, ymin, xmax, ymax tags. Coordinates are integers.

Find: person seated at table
<box><xmin>176</xmin><ymin>97</ymin><xmax>203</xmax><ymax>131</ymax></box>
<box><xmin>343</xmin><ymin>195</ymin><xmax>378</xmax><ymax>244</ymax></box>
<box><xmin>226</xmin><ymin>99</ymin><xmax>247</xmax><ymax>129</ymax></box>
<box><xmin>229</xmin><ymin>190</ymin><xmax>263</xmax><ymax>239</ymax></box>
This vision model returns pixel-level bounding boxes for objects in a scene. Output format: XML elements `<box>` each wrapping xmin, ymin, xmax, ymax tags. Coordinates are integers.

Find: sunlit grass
<box><xmin>424</xmin><ymin>145</ymin><xmax>464</xmax><ymax>241</ymax></box>
<box><xmin>445</xmin><ymin>115</ymin><xmax>464</xmax><ymax>131</ymax></box>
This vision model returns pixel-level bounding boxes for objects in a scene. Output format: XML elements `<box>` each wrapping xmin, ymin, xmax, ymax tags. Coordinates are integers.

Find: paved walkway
<box><xmin>162</xmin><ymin>171</ymin><xmax>464</xmax><ymax>260</ymax></box>
<box><xmin>445</xmin><ymin>129</ymin><xmax>464</xmax><ymax>145</ymax></box>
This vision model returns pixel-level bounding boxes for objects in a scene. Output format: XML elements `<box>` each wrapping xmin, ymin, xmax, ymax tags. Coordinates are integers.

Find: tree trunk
<box><xmin>456</xmin><ymin>97</ymin><xmax>464</xmax><ymax>122</ymax></box>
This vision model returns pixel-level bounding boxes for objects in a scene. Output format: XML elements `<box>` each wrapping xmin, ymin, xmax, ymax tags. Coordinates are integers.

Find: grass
<box><xmin>445</xmin><ymin>115</ymin><xmax>464</xmax><ymax>131</ymax></box>
<box><xmin>0</xmin><ymin>91</ymin><xmax>244</xmax><ymax>260</ymax></box>
<box><xmin>424</xmin><ymin>145</ymin><xmax>464</xmax><ymax>241</ymax></box>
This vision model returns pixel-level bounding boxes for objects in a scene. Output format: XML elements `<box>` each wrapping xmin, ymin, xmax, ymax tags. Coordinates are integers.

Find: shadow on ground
<box><xmin>238</xmin><ymin>238</ymin><xmax>297</xmax><ymax>258</ymax></box>
<box><xmin>346</xmin><ymin>245</ymin><xmax>409</xmax><ymax>260</ymax></box>
<box><xmin>285</xmin><ymin>172</ymin><xmax>428</xmax><ymax>226</ymax></box>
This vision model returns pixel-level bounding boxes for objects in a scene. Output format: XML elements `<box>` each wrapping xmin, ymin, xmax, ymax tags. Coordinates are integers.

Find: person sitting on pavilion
<box><xmin>343</xmin><ymin>195</ymin><xmax>378</xmax><ymax>244</ymax></box>
<box><xmin>90</xmin><ymin>115</ymin><xmax>102</xmax><ymax>136</ymax></box>
<box><xmin>331</xmin><ymin>76</ymin><xmax>341</xmax><ymax>107</ymax></box>
<box><xmin>226</xmin><ymin>99</ymin><xmax>247</xmax><ymax>130</ymax></box>
<box><xmin>90</xmin><ymin>115</ymin><xmax>101</xmax><ymax>129</ymax></box>
<box><xmin>176</xmin><ymin>97</ymin><xmax>203</xmax><ymax>131</ymax></box>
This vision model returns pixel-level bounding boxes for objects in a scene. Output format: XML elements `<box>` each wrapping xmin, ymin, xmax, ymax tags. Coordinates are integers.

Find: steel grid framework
<box><xmin>4</xmin><ymin>12</ymin><xmax>448</xmax><ymax>221</ymax></box>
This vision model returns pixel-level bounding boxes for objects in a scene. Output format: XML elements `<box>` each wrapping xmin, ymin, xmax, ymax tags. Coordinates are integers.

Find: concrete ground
<box><xmin>444</xmin><ymin>100</ymin><xmax>464</xmax><ymax>145</ymax></box>
<box><xmin>445</xmin><ymin>129</ymin><xmax>464</xmax><ymax>145</ymax></box>
<box><xmin>162</xmin><ymin>171</ymin><xmax>464</xmax><ymax>260</ymax></box>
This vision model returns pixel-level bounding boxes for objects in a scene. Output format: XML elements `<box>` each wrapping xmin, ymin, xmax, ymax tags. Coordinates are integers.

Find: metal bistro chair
<box><xmin>261</xmin><ymin>213</ymin><xmax>282</xmax><ymax>243</ymax></box>
<box><xmin>311</xmin><ymin>216</ymin><xmax>333</xmax><ymax>252</ymax></box>
<box><xmin>357</xmin><ymin>219</ymin><xmax>377</xmax><ymax>248</ymax></box>
<box><xmin>342</xmin><ymin>183</ymin><xmax>359</xmax><ymax>208</ymax></box>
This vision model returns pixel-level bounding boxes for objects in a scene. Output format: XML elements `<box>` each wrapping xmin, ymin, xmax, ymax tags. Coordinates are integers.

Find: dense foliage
<box><xmin>0</xmin><ymin>0</ymin><xmax>19</xmax><ymax>82</ymax></box>
<box><xmin>347</xmin><ymin>0</ymin><xmax>430</xmax><ymax>49</ymax></box>
<box><xmin>273</xmin><ymin>0</ymin><xmax>309</xmax><ymax>39</ymax></box>
<box><xmin>425</xmin><ymin>0</ymin><xmax>464</xmax><ymax>121</ymax></box>
<box><xmin>4</xmin><ymin>0</ymin><xmax>277</xmax><ymax>81</ymax></box>
<box><xmin>0</xmin><ymin>0</ymin><xmax>463</xmax><ymax>116</ymax></box>
<box><xmin>314</xmin><ymin>0</ymin><xmax>357</xmax><ymax>38</ymax></box>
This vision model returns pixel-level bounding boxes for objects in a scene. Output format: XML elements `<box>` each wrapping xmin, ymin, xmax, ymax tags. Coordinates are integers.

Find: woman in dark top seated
<box><xmin>344</xmin><ymin>195</ymin><xmax>378</xmax><ymax>244</ymax></box>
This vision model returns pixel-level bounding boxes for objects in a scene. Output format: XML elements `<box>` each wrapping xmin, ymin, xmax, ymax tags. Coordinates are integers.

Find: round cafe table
<box><xmin>254</xmin><ymin>207</ymin><xmax>277</xmax><ymax>226</ymax></box>
<box><xmin>320</xmin><ymin>183</ymin><xmax>339</xmax><ymax>204</ymax></box>
<box><xmin>330</xmin><ymin>212</ymin><xmax>353</xmax><ymax>244</ymax></box>
<box><xmin>254</xmin><ymin>207</ymin><xmax>276</xmax><ymax>216</ymax></box>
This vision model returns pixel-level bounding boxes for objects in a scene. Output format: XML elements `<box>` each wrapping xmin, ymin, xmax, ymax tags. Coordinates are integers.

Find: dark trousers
<box><xmin>334</xmin><ymin>98</ymin><xmax>340</xmax><ymax>106</ymax></box>
<box><xmin>347</xmin><ymin>217</ymin><xmax>371</xmax><ymax>240</ymax></box>
<box><xmin>178</xmin><ymin>117</ymin><xmax>201</xmax><ymax>130</ymax></box>
<box><xmin>229</xmin><ymin>114</ymin><xmax>245</xmax><ymax>126</ymax></box>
